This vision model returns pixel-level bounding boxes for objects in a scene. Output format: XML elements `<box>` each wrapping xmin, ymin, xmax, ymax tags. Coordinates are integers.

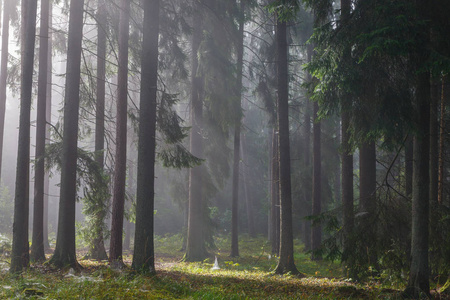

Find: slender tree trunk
<box><xmin>0</xmin><ymin>0</ymin><xmax>10</xmax><ymax>182</ymax></box>
<box><xmin>311</xmin><ymin>101</ymin><xmax>322</xmax><ymax>260</ymax></box>
<box><xmin>231</xmin><ymin>0</ymin><xmax>245</xmax><ymax>257</ymax></box>
<box><xmin>271</xmin><ymin>129</ymin><xmax>280</xmax><ymax>255</ymax></box>
<box><xmin>49</xmin><ymin>0</ymin><xmax>85</xmax><ymax>269</ymax></box>
<box><xmin>340</xmin><ymin>0</ymin><xmax>354</xmax><ymax>275</ymax></box>
<box><xmin>438</xmin><ymin>76</ymin><xmax>446</xmax><ymax>204</ymax></box>
<box><xmin>31</xmin><ymin>0</ymin><xmax>50</xmax><ymax>263</ymax></box>
<box><xmin>88</xmin><ymin>0</ymin><xmax>108</xmax><ymax>261</ymax></box>
<box><xmin>404</xmin><ymin>0</ymin><xmax>431</xmax><ymax>295</ymax></box>
<box><xmin>303</xmin><ymin>46</ymin><xmax>312</xmax><ymax>252</ymax></box>
<box><xmin>429</xmin><ymin>77</ymin><xmax>439</xmax><ymax>272</ymax></box>
<box><xmin>110</xmin><ymin>0</ymin><xmax>130</xmax><ymax>265</ymax></box>
<box><xmin>405</xmin><ymin>75</ymin><xmax>431</xmax><ymax>297</ymax></box>
<box><xmin>131</xmin><ymin>0</ymin><xmax>159</xmax><ymax>273</ymax></box>
<box><xmin>185</xmin><ymin>1</ymin><xmax>206</xmax><ymax>262</ymax></box>
<box><xmin>274</xmin><ymin>17</ymin><xmax>299</xmax><ymax>275</ymax></box>
<box><xmin>43</xmin><ymin>2</ymin><xmax>53</xmax><ymax>252</ymax></box>
<box><xmin>11</xmin><ymin>0</ymin><xmax>37</xmax><ymax>273</ymax></box>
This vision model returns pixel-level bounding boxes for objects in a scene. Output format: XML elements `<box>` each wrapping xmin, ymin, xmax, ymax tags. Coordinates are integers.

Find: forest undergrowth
<box><xmin>0</xmin><ymin>234</ymin><xmax>428</xmax><ymax>299</ymax></box>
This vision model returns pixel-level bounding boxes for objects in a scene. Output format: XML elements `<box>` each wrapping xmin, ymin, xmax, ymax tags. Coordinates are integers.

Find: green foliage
<box><xmin>266</xmin><ymin>0</ymin><xmax>300</xmax><ymax>21</ymax></box>
<box><xmin>44</xmin><ymin>142</ymin><xmax>110</xmax><ymax>254</ymax></box>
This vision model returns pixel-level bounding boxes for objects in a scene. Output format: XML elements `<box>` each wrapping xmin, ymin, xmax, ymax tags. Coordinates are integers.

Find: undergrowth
<box><xmin>0</xmin><ymin>234</ymin><xmax>407</xmax><ymax>299</ymax></box>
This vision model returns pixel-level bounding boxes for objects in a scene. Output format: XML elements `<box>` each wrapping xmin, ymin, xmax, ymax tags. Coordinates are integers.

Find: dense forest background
<box><xmin>0</xmin><ymin>0</ymin><xmax>449</xmax><ymax>298</ymax></box>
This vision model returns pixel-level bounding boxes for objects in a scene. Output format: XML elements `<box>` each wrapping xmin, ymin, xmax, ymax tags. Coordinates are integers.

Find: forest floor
<box><xmin>0</xmin><ymin>234</ymin><xmax>442</xmax><ymax>299</ymax></box>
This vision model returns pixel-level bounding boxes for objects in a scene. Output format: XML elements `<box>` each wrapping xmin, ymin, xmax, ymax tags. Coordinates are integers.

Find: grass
<box><xmin>0</xmin><ymin>234</ymin><xmax>407</xmax><ymax>299</ymax></box>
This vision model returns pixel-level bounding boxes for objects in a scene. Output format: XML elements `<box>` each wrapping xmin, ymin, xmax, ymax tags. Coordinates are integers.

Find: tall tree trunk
<box><xmin>231</xmin><ymin>0</ymin><xmax>245</xmax><ymax>257</ymax></box>
<box><xmin>131</xmin><ymin>0</ymin><xmax>159</xmax><ymax>273</ymax></box>
<box><xmin>438</xmin><ymin>76</ymin><xmax>446</xmax><ymax>204</ymax></box>
<box><xmin>11</xmin><ymin>0</ymin><xmax>37</xmax><ymax>273</ymax></box>
<box><xmin>303</xmin><ymin>47</ymin><xmax>312</xmax><ymax>252</ymax></box>
<box><xmin>0</xmin><ymin>0</ymin><xmax>10</xmax><ymax>182</ymax></box>
<box><xmin>49</xmin><ymin>0</ymin><xmax>85</xmax><ymax>269</ymax></box>
<box><xmin>185</xmin><ymin>1</ymin><xmax>206</xmax><ymax>262</ymax></box>
<box><xmin>31</xmin><ymin>0</ymin><xmax>50</xmax><ymax>263</ymax></box>
<box><xmin>340</xmin><ymin>0</ymin><xmax>354</xmax><ymax>275</ymax></box>
<box><xmin>429</xmin><ymin>76</ymin><xmax>439</xmax><ymax>271</ymax></box>
<box><xmin>403</xmin><ymin>0</ymin><xmax>431</xmax><ymax>295</ymax></box>
<box><xmin>359</xmin><ymin>141</ymin><xmax>377</xmax><ymax>267</ymax></box>
<box><xmin>88</xmin><ymin>0</ymin><xmax>108</xmax><ymax>261</ymax></box>
<box><xmin>311</xmin><ymin>101</ymin><xmax>322</xmax><ymax>260</ymax></box>
<box><xmin>110</xmin><ymin>0</ymin><xmax>130</xmax><ymax>265</ymax></box>
<box><xmin>43</xmin><ymin>2</ymin><xmax>53</xmax><ymax>252</ymax></box>
<box><xmin>271</xmin><ymin>129</ymin><xmax>280</xmax><ymax>255</ymax></box>
<box><xmin>273</xmin><ymin>16</ymin><xmax>299</xmax><ymax>275</ymax></box>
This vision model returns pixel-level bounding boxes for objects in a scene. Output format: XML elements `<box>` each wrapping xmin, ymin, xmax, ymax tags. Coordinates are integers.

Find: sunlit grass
<box><xmin>0</xmin><ymin>234</ymin><xmax>404</xmax><ymax>299</ymax></box>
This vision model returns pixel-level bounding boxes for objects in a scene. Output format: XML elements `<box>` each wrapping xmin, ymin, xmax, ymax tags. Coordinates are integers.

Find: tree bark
<box><xmin>311</xmin><ymin>101</ymin><xmax>322</xmax><ymax>260</ymax></box>
<box><xmin>270</xmin><ymin>128</ymin><xmax>280</xmax><ymax>255</ymax></box>
<box><xmin>131</xmin><ymin>0</ymin><xmax>159</xmax><ymax>273</ymax></box>
<box><xmin>110</xmin><ymin>0</ymin><xmax>130</xmax><ymax>265</ymax></box>
<box><xmin>274</xmin><ymin>17</ymin><xmax>299</xmax><ymax>275</ymax></box>
<box><xmin>11</xmin><ymin>0</ymin><xmax>37</xmax><ymax>273</ymax></box>
<box><xmin>31</xmin><ymin>0</ymin><xmax>50</xmax><ymax>263</ymax></box>
<box><xmin>43</xmin><ymin>1</ymin><xmax>53</xmax><ymax>252</ymax></box>
<box><xmin>340</xmin><ymin>0</ymin><xmax>354</xmax><ymax>274</ymax></box>
<box><xmin>88</xmin><ymin>0</ymin><xmax>108</xmax><ymax>261</ymax></box>
<box><xmin>230</xmin><ymin>0</ymin><xmax>245</xmax><ymax>257</ymax></box>
<box><xmin>185</xmin><ymin>0</ymin><xmax>206</xmax><ymax>262</ymax></box>
<box><xmin>49</xmin><ymin>0</ymin><xmax>85</xmax><ymax>269</ymax></box>
<box><xmin>438</xmin><ymin>76</ymin><xmax>446</xmax><ymax>204</ymax></box>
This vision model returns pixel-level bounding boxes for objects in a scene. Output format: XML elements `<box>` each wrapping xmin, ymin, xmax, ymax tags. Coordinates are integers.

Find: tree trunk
<box><xmin>43</xmin><ymin>2</ymin><xmax>53</xmax><ymax>252</ymax></box>
<box><xmin>403</xmin><ymin>0</ymin><xmax>431</xmax><ymax>295</ymax></box>
<box><xmin>31</xmin><ymin>0</ymin><xmax>50</xmax><ymax>263</ymax></box>
<box><xmin>0</xmin><ymin>0</ymin><xmax>10</xmax><ymax>182</ymax></box>
<box><xmin>88</xmin><ymin>0</ymin><xmax>108</xmax><ymax>261</ymax></box>
<box><xmin>270</xmin><ymin>129</ymin><xmax>280</xmax><ymax>255</ymax></box>
<box><xmin>230</xmin><ymin>0</ymin><xmax>245</xmax><ymax>257</ymax></box>
<box><xmin>131</xmin><ymin>0</ymin><xmax>159</xmax><ymax>273</ymax></box>
<box><xmin>438</xmin><ymin>76</ymin><xmax>446</xmax><ymax>204</ymax></box>
<box><xmin>185</xmin><ymin>1</ymin><xmax>206</xmax><ymax>262</ymax></box>
<box><xmin>49</xmin><ymin>0</ymin><xmax>85</xmax><ymax>269</ymax></box>
<box><xmin>311</xmin><ymin>101</ymin><xmax>322</xmax><ymax>260</ymax></box>
<box><xmin>110</xmin><ymin>0</ymin><xmax>130</xmax><ymax>265</ymax></box>
<box><xmin>11</xmin><ymin>0</ymin><xmax>37</xmax><ymax>273</ymax></box>
<box><xmin>273</xmin><ymin>17</ymin><xmax>299</xmax><ymax>275</ymax></box>
<box><xmin>404</xmin><ymin>76</ymin><xmax>431</xmax><ymax>299</ymax></box>
<box><xmin>303</xmin><ymin>46</ymin><xmax>312</xmax><ymax>252</ymax></box>
<box><xmin>340</xmin><ymin>0</ymin><xmax>354</xmax><ymax>275</ymax></box>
